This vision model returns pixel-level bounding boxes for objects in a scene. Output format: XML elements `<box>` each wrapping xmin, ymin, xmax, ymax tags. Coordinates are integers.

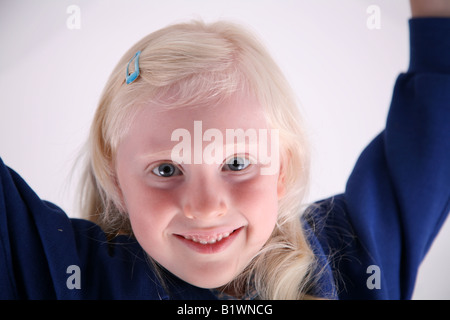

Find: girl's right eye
<box><xmin>151</xmin><ymin>163</ymin><xmax>181</xmax><ymax>178</ymax></box>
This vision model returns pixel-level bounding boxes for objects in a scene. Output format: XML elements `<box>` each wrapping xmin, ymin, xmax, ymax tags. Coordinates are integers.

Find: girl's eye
<box><xmin>152</xmin><ymin>163</ymin><xmax>181</xmax><ymax>177</ymax></box>
<box><xmin>224</xmin><ymin>157</ymin><xmax>251</xmax><ymax>172</ymax></box>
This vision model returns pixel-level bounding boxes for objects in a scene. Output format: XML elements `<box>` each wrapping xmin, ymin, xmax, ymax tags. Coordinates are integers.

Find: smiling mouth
<box><xmin>180</xmin><ymin>231</ymin><xmax>233</xmax><ymax>244</ymax></box>
<box><xmin>174</xmin><ymin>227</ymin><xmax>243</xmax><ymax>254</ymax></box>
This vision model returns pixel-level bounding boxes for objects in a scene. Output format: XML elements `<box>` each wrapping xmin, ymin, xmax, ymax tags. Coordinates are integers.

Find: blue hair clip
<box><xmin>126</xmin><ymin>51</ymin><xmax>141</xmax><ymax>84</ymax></box>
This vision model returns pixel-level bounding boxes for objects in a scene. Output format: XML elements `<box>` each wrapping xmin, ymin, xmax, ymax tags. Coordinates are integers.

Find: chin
<box><xmin>180</xmin><ymin>271</ymin><xmax>236</xmax><ymax>289</ymax></box>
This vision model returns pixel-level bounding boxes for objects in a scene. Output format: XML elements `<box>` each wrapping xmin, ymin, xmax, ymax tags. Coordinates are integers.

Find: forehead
<box><xmin>121</xmin><ymin>93</ymin><xmax>269</xmax><ymax>151</ymax></box>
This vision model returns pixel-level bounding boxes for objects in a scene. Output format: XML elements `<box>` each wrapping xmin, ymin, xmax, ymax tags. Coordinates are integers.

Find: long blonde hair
<box><xmin>79</xmin><ymin>20</ymin><xmax>318</xmax><ymax>299</ymax></box>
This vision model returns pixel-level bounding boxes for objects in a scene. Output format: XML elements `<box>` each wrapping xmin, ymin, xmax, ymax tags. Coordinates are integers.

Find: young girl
<box><xmin>1</xmin><ymin>0</ymin><xmax>449</xmax><ymax>299</ymax></box>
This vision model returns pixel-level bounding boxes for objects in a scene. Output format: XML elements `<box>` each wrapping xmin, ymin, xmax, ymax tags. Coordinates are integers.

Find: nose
<box><xmin>182</xmin><ymin>176</ymin><xmax>228</xmax><ymax>220</ymax></box>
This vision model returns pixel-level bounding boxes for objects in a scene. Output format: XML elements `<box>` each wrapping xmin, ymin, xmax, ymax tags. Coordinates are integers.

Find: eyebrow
<box><xmin>222</xmin><ymin>142</ymin><xmax>259</xmax><ymax>155</ymax></box>
<box><xmin>138</xmin><ymin>149</ymin><xmax>175</xmax><ymax>161</ymax></box>
<box><xmin>137</xmin><ymin>141</ymin><xmax>261</xmax><ymax>165</ymax></box>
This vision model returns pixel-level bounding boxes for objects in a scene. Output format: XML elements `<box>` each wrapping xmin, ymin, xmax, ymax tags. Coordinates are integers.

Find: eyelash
<box><xmin>150</xmin><ymin>156</ymin><xmax>252</xmax><ymax>178</ymax></box>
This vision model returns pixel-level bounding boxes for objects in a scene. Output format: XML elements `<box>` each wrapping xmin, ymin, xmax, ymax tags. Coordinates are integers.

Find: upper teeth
<box><xmin>183</xmin><ymin>232</ymin><xmax>231</xmax><ymax>244</ymax></box>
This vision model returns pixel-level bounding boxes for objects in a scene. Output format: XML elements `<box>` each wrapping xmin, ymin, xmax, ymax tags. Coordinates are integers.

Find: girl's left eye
<box><xmin>223</xmin><ymin>157</ymin><xmax>251</xmax><ymax>172</ymax></box>
<box><xmin>152</xmin><ymin>163</ymin><xmax>181</xmax><ymax>177</ymax></box>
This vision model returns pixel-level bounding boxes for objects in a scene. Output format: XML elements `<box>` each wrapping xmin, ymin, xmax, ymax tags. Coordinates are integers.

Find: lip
<box><xmin>174</xmin><ymin>227</ymin><xmax>243</xmax><ymax>254</ymax></box>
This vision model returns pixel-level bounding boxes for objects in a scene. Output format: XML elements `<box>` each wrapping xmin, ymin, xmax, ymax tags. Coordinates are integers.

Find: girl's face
<box><xmin>115</xmin><ymin>93</ymin><xmax>284</xmax><ymax>288</ymax></box>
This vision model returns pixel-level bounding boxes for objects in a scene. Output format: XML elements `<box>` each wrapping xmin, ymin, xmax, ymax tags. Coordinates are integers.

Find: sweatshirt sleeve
<box><xmin>306</xmin><ymin>18</ymin><xmax>450</xmax><ymax>300</ymax></box>
<box><xmin>338</xmin><ymin>18</ymin><xmax>450</xmax><ymax>299</ymax></box>
<box><xmin>0</xmin><ymin>157</ymin><xmax>86</xmax><ymax>299</ymax></box>
<box><xmin>385</xmin><ymin>18</ymin><xmax>450</xmax><ymax>263</ymax></box>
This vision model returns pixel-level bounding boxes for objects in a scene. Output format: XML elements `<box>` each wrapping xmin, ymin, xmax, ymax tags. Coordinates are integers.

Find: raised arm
<box><xmin>326</xmin><ymin>8</ymin><xmax>450</xmax><ymax>299</ymax></box>
<box><xmin>410</xmin><ymin>0</ymin><xmax>450</xmax><ymax>17</ymax></box>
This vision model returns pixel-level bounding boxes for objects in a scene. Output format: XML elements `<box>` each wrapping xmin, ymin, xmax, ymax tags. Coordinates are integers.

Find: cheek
<box><xmin>126</xmin><ymin>187</ymin><xmax>176</xmax><ymax>216</ymax></box>
<box><xmin>118</xmin><ymin>176</ymin><xmax>178</xmax><ymax>240</ymax></box>
<box><xmin>231</xmin><ymin>175</ymin><xmax>279</xmax><ymax>242</ymax></box>
<box><xmin>123</xmin><ymin>186</ymin><xmax>181</xmax><ymax>270</ymax></box>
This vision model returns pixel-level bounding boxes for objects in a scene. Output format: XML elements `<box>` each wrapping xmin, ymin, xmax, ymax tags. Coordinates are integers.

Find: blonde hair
<box><xmin>79</xmin><ymin>20</ymin><xmax>318</xmax><ymax>299</ymax></box>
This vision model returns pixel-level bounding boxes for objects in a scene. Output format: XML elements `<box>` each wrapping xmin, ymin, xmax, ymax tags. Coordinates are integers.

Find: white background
<box><xmin>0</xmin><ymin>0</ymin><xmax>448</xmax><ymax>299</ymax></box>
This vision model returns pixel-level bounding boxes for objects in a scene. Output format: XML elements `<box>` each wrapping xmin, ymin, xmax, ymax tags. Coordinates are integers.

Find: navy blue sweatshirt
<box><xmin>1</xmin><ymin>18</ymin><xmax>449</xmax><ymax>300</ymax></box>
